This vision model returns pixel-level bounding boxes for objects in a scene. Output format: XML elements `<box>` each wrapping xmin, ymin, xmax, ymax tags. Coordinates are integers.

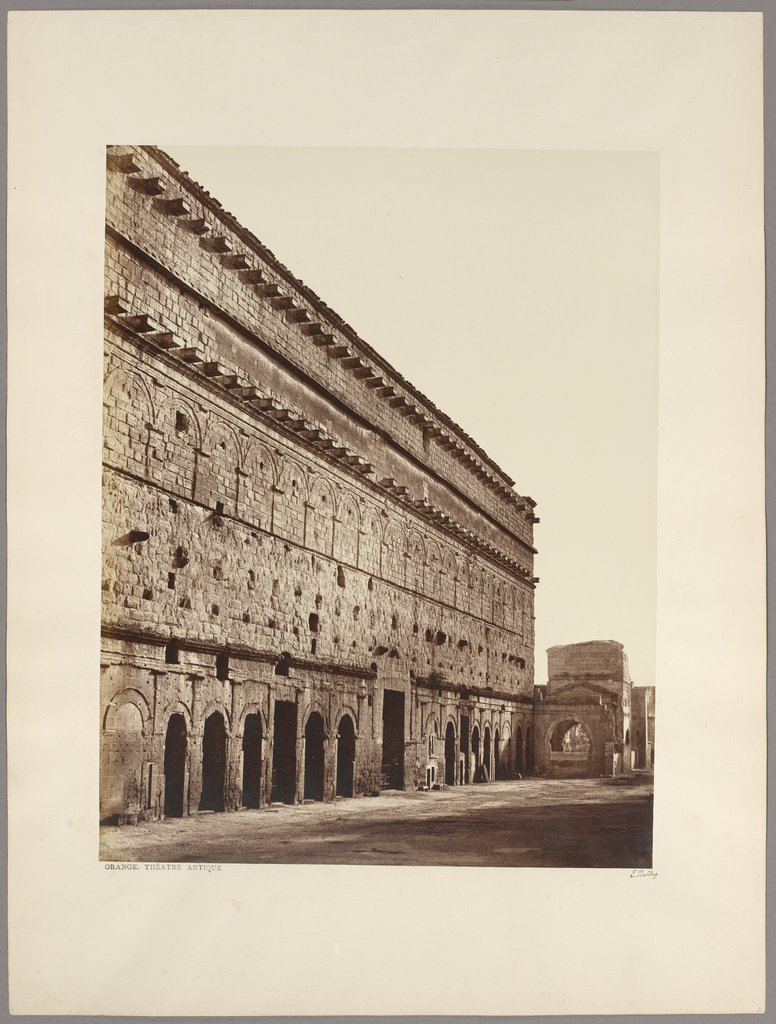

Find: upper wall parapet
<box><xmin>105</xmin><ymin>145</ymin><xmax>539</xmax><ymax>547</ymax></box>
<box><xmin>547</xmin><ymin>641</ymin><xmax>631</xmax><ymax>688</ymax></box>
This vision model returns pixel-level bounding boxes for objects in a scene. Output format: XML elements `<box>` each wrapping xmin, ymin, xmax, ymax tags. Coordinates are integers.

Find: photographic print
<box><xmin>99</xmin><ymin>145</ymin><xmax>656</xmax><ymax>867</ymax></box>
<box><xmin>8</xmin><ymin>10</ymin><xmax>764</xmax><ymax>1016</ymax></box>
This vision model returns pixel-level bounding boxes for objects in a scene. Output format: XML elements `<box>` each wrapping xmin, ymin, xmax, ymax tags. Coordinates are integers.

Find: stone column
<box><xmin>187</xmin><ymin>673</ymin><xmax>205</xmax><ymax>814</ymax></box>
<box><xmin>264</xmin><ymin>689</ymin><xmax>275</xmax><ymax>806</ymax></box>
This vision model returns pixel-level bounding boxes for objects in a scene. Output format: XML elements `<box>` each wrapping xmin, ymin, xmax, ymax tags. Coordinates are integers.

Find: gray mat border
<box><xmin>2</xmin><ymin>0</ymin><xmax>771</xmax><ymax>1019</ymax></box>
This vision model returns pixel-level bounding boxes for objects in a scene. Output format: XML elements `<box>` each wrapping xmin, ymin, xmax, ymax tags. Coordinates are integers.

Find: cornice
<box><xmin>107</xmin><ymin>146</ymin><xmax>540</xmax><ymax>534</ymax></box>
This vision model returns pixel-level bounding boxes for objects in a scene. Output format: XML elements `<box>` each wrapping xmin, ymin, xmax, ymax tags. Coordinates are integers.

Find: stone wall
<box><xmin>534</xmin><ymin>641</ymin><xmax>633</xmax><ymax>778</ymax></box>
<box><xmin>631</xmin><ymin>685</ymin><xmax>655</xmax><ymax>769</ymax></box>
<box><xmin>100</xmin><ymin>145</ymin><xmax>537</xmax><ymax>824</ymax></box>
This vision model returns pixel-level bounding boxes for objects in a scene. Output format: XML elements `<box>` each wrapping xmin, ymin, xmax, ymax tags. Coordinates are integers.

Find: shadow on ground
<box><xmin>100</xmin><ymin>775</ymin><xmax>654</xmax><ymax>869</ymax></box>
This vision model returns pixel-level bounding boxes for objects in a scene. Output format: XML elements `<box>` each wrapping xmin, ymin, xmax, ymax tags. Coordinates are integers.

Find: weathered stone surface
<box><xmin>534</xmin><ymin>640</ymin><xmax>639</xmax><ymax>779</ymax></box>
<box><xmin>100</xmin><ymin>145</ymin><xmax>538</xmax><ymax>826</ymax></box>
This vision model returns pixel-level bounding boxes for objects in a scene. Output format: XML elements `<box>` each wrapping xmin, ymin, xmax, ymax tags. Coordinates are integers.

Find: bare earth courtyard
<box><xmin>100</xmin><ymin>775</ymin><xmax>653</xmax><ymax>868</ymax></box>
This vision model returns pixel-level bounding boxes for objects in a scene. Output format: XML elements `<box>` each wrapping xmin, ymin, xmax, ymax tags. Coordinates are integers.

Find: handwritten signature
<box><xmin>630</xmin><ymin>869</ymin><xmax>658</xmax><ymax>879</ymax></box>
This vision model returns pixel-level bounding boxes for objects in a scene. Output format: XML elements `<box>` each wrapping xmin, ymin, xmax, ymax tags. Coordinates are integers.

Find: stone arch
<box><xmin>493</xmin><ymin>579</ymin><xmax>504</xmax><ymax>625</ymax></box>
<box><xmin>199</xmin><ymin>709</ymin><xmax>228</xmax><ymax>811</ymax></box>
<box><xmin>504</xmin><ymin>587</ymin><xmax>516</xmax><ymax>630</ymax></box>
<box><xmin>444</xmin><ymin>718</ymin><xmax>457</xmax><ymax>785</ymax></box>
<box><xmin>333</xmin><ymin>702</ymin><xmax>361</xmax><ymax>736</ymax></box>
<box><xmin>199</xmin><ymin>698</ymin><xmax>232</xmax><ymax>736</ymax></box>
<box><xmin>157</xmin><ymin>393</ymin><xmax>203</xmax><ymax>498</ymax></box>
<box><xmin>241</xmin><ymin>709</ymin><xmax>264</xmax><ymax>809</ymax></box>
<box><xmin>301</xmin><ymin>702</ymin><xmax>330</xmax><ymax>736</ymax></box>
<box><xmin>444</xmin><ymin>712</ymin><xmax>459</xmax><ymax>736</ymax></box>
<box><xmin>274</xmin><ymin>457</ymin><xmax>308</xmax><ymax>544</ymax></box>
<box><xmin>383</xmin><ymin>519</ymin><xmax>406</xmax><ymax>585</ymax></box>
<box><xmin>483</xmin><ymin>724</ymin><xmax>493</xmax><ymax>782</ymax></box>
<box><xmin>515</xmin><ymin>724</ymin><xmax>524</xmax><ymax>774</ymax></box>
<box><xmin>406</xmin><ymin>529</ymin><xmax>425</xmax><ymax>593</ymax></box>
<box><xmin>440</xmin><ymin>549</ymin><xmax>457</xmax><ymax>606</ymax></box>
<box><xmin>334</xmin><ymin>489</ymin><xmax>361</xmax><ymax>566</ymax></box>
<box><xmin>545</xmin><ymin>718</ymin><xmax>594</xmax><ymax>777</ymax></box>
<box><xmin>306</xmin><ymin>474</ymin><xmax>336</xmax><ymax>556</ymax></box>
<box><xmin>422</xmin><ymin>708</ymin><xmax>440</xmax><ymax>737</ymax></box>
<box><xmin>163</xmin><ymin>711</ymin><xmax>188</xmax><ymax>818</ymax></box>
<box><xmin>102</xmin><ymin>366</ymin><xmax>155</xmax><ymax>477</ymax></box>
<box><xmin>202</xmin><ymin>419</ymin><xmax>241</xmax><ymax>513</ymax></box>
<box><xmin>424</xmin><ymin>713</ymin><xmax>440</xmax><ymax>758</ymax></box>
<box><xmin>456</xmin><ymin>559</ymin><xmax>470</xmax><ymax>612</ymax></box>
<box><xmin>359</xmin><ymin>504</ymin><xmax>382</xmax><ymax>575</ymax></box>
<box><xmin>335</xmin><ymin>711</ymin><xmax>357</xmax><ymax>798</ymax></box>
<box><xmin>303</xmin><ymin>710</ymin><xmax>326</xmax><ymax>801</ymax></box>
<box><xmin>546</xmin><ymin>717</ymin><xmax>594</xmax><ymax>752</ymax></box>
<box><xmin>425</xmin><ymin>540</ymin><xmax>441</xmax><ymax>598</ymax></box>
<box><xmin>242</xmin><ymin>441</ymin><xmax>276</xmax><ymax>531</ymax></box>
<box><xmin>516</xmin><ymin>589</ymin><xmax>527</xmax><ymax>637</ymax></box>
<box><xmin>159</xmin><ymin>699</ymin><xmax>193</xmax><ymax>735</ymax></box>
<box><xmin>104</xmin><ymin>364</ymin><xmax>156</xmax><ymax>422</ymax></box>
<box><xmin>470</xmin><ymin>723</ymin><xmax>481</xmax><ymax>782</ymax></box>
<box><xmin>237</xmin><ymin>702</ymin><xmax>269</xmax><ymax>738</ymax></box>
<box><xmin>100</xmin><ymin>692</ymin><xmax>148</xmax><ymax>822</ymax></box>
<box><xmin>102</xmin><ymin>687</ymin><xmax>152</xmax><ymax>734</ymax></box>
<box><xmin>482</xmin><ymin>575</ymin><xmax>494</xmax><ymax>622</ymax></box>
<box><xmin>469</xmin><ymin>562</ymin><xmax>482</xmax><ymax>618</ymax></box>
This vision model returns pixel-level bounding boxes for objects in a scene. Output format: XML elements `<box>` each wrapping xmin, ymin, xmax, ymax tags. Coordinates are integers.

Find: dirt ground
<box><xmin>100</xmin><ymin>773</ymin><xmax>653</xmax><ymax>868</ymax></box>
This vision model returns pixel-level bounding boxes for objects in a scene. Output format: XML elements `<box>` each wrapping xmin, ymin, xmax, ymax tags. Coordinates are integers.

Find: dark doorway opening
<box><xmin>304</xmin><ymin>712</ymin><xmax>325</xmax><ymax>801</ymax></box>
<box><xmin>471</xmin><ymin>724</ymin><xmax>481</xmax><ymax>782</ymax></box>
<box><xmin>381</xmin><ymin>689</ymin><xmax>405</xmax><ymax>789</ymax></box>
<box><xmin>444</xmin><ymin>721</ymin><xmax>456</xmax><ymax>785</ymax></box>
<box><xmin>483</xmin><ymin>726</ymin><xmax>492</xmax><ymax>782</ymax></box>
<box><xmin>199</xmin><ymin>711</ymin><xmax>227</xmax><ymax>811</ymax></box>
<box><xmin>460</xmin><ymin>714</ymin><xmax>470</xmax><ymax>783</ymax></box>
<box><xmin>494</xmin><ymin>728</ymin><xmax>501</xmax><ymax>781</ymax></box>
<box><xmin>163</xmin><ymin>713</ymin><xmax>187</xmax><ymax>818</ymax></box>
<box><xmin>242</xmin><ymin>713</ymin><xmax>262</xmax><ymax>809</ymax></box>
<box><xmin>515</xmin><ymin>725</ymin><xmax>523</xmax><ymax>775</ymax></box>
<box><xmin>336</xmin><ymin>714</ymin><xmax>356</xmax><ymax>797</ymax></box>
<box><xmin>271</xmin><ymin>700</ymin><xmax>297</xmax><ymax>804</ymax></box>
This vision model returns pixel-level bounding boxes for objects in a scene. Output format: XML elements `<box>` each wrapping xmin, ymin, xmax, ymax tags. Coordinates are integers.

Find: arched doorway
<box><xmin>444</xmin><ymin>721</ymin><xmax>456</xmax><ymax>785</ymax></box>
<box><xmin>100</xmin><ymin>702</ymin><xmax>144</xmax><ymax>822</ymax></box>
<box><xmin>483</xmin><ymin>726</ymin><xmax>492</xmax><ymax>782</ymax></box>
<box><xmin>271</xmin><ymin>700</ymin><xmax>298</xmax><ymax>804</ymax></box>
<box><xmin>547</xmin><ymin>719</ymin><xmax>592</xmax><ymax>776</ymax></box>
<box><xmin>304</xmin><ymin>712</ymin><xmax>325</xmax><ymax>801</ymax></box>
<box><xmin>164</xmin><ymin>713</ymin><xmax>187</xmax><ymax>818</ymax></box>
<box><xmin>515</xmin><ymin>725</ymin><xmax>523</xmax><ymax>775</ymax></box>
<box><xmin>381</xmin><ymin>689</ymin><xmax>405</xmax><ymax>790</ymax></box>
<box><xmin>549</xmin><ymin>719</ymin><xmax>592</xmax><ymax>752</ymax></box>
<box><xmin>336</xmin><ymin>714</ymin><xmax>356</xmax><ymax>797</ymax></box>
<box><xmin>242</xmin><ymin>713</ymin><xmax>262</xmax><ymax>809</ymax></box>
<box><xmin>525</xmin><ymin>725</ymin><xmax>534</xmax><ymax>776</ymax></box>
<box><xmin>494</xmin><ymin>728</ymin><xmax>501</xmax><ymax>781</ymax></box>
<box><xmin>200</xmin><ymin>711</ymin><xmax>226</xmax><ymax>811</ymax></box>
<box><xmin>460</xmin><ymin>715</ymin><xmax>470</xmax><ymax>784</ymax></box>
<box><xmin>471</xmin><ymin>725</ymin><xmax>481</xmax><ymax>782</ymax></box>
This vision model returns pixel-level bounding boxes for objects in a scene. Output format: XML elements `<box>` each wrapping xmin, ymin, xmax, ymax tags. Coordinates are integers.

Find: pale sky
<box><xmin>165</xmin><ymin>146</ymin><xmax>658</xmax><ymax>686</ymax></box>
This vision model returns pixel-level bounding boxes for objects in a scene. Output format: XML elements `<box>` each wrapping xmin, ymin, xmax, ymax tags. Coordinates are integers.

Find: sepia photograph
<box><xmin>99</xmin><ymin>144</ymin><xmax>656</xmax><ymax>867</ymax></box>
<box><xmin>8</xmin><ymin>9</ymin><xmax>764</xmax><ymax>1016</ymax></box>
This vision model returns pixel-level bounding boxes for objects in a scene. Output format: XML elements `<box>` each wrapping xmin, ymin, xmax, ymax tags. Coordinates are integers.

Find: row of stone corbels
<box><xmin>105</xmin><ymin>305</ymin><xmax>537</xmax><ymax>588</ymax></box>
<box><xmin>107</xmin><ymin>148</ymin><xmax>538</xmax><ymax>527</ymax></box>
